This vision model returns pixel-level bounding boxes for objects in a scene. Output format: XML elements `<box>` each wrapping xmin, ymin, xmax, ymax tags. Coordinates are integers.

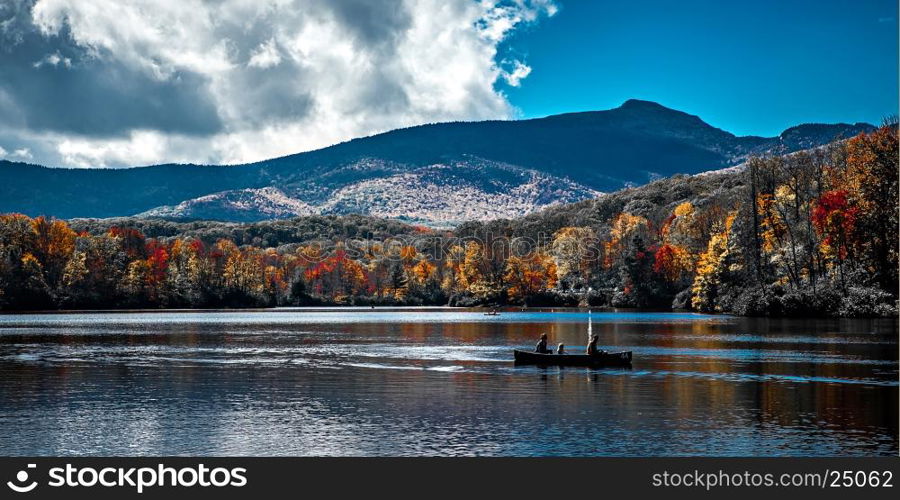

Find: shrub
<box><xmin>729</xmin><ymin>286</ymin><xmax>781</xmax><ymax>316</ymax></box>
<box><xmin>839</xmin><ymin>286</ymin><xmax>898</xmax><ymax>317</ymax></box>
<box><xmin>778</xmin><ymin>289</ymin><xmax>816</xmax><ymax>317</ymax></box>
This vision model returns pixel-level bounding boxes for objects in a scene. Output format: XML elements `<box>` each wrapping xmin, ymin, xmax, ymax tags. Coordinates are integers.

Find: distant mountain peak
<box><xmin>613</xmin><ymin>98</ymin><xmax>711</xmax><ymax>126</ymax></box>
<box><xmin>618</xmin><ymin>98</ymin><xmax>671</xmax><ymax>110</ymax></box>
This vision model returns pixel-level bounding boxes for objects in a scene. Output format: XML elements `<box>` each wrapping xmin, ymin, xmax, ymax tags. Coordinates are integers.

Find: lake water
<box><xmin>0</xmin><ymin>308</ymin><xmax>896</xmax><ymax>456</ymax></box>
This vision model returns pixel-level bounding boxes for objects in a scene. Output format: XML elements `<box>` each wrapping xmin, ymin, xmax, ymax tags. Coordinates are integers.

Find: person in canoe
<box><xmin>586</xmin><ymin>335</ymin><xmax>599</xmax><ymax>355</ymax></box>
<box><xmin>535</xmin><ymin>333</ymin><xmax>551</xmax><ymax>354</ymax></box>
<box><xmin>586</xmin><ymin>335</ymin><xmax>609</xmax><ymax>356</ymax></box>
<box><xmin>556</xmin><ymin>343</ymin><xmax>565</xmax><ymax>354</ymax></box>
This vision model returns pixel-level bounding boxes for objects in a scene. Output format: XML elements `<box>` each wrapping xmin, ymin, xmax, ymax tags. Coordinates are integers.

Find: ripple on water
<box><xmin>0</xmin><ymin>309</ymin><xmax>896</xmax><ymax>456</ymax></box>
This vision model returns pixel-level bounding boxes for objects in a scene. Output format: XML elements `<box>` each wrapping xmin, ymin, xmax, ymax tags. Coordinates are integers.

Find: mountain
<box><xmin>139</xmin><ymin>159</ymin><xmax>602</xmax><ymax>226</ymax></box>
<box><xmin>0</xmin><ymin>99</ymin><xmax>873</xmax><ymax>225</ymax></box>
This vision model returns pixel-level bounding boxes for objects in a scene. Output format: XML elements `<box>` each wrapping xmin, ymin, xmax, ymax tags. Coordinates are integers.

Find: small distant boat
<box><xmin>484</xmin><ymin>311</ymin><xmax>500</xmax><ymax>316</ymax></box>
<box><xmin>513</xmin><ymin>349</ymin><xmax>632</xmax><ymax>367</ymax></box>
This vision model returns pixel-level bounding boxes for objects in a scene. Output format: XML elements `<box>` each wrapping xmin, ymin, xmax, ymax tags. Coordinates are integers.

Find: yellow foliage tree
<box><xmin>673</xmin><ymin>202</ymin><xmax>694</xmax><ymax>217</ymax></box>
<box><xmin>461</xmin><ymin>241</ymin><xmax>484</xmax><ymax>291</ymax></box>
<box><xmin>412</xmin><ymin>258</ymin><xmax>436</xmax><ymax>285</ymax></box>
<box><xmin>690</xmin><ymin>212</ymin><xmax>737</xmax><ymax>311</ymax></box>
<box><xmin>30</xmin><ymin>216</ymin><xmax>76</xmax><ymax>286</ymax></box>
<box><xmin>550</xmin><ymin>226</ymin><xmax>596</xmax><ymax>287</ymax></box>
<box><xmin>604</xmin><ymin>213</ymin><xmax>648</xmax><ymax>268</ymax></box>
<box><xmin>756</xmin><ymin>193</ymin><xmax>786</xmax><ymax>254</ymax></box>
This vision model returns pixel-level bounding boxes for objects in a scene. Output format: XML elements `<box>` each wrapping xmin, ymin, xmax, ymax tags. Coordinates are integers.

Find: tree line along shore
<box><xmin>0</xmin><ymin>126</ymin><xmax>896</xmax><ymax>317</ymax></box>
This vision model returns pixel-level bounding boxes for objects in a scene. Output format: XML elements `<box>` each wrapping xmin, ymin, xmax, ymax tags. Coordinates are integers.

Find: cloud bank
<box><xmin>0</xmin><ymin>0</ymin><xmax>556</xmax><ymax>167</ymax></box>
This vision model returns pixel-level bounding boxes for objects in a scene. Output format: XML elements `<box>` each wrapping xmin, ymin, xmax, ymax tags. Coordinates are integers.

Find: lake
<box><xmin>0</xmin><ymin>308</ymin><xmax>896</xmax><ymax>456</ymax></box>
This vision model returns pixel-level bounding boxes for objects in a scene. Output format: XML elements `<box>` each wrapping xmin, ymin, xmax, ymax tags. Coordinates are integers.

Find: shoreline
<box><xmin>0</xmin><ymin>305</ymin><xmax>896</xmax><ymax>320</ymax></box>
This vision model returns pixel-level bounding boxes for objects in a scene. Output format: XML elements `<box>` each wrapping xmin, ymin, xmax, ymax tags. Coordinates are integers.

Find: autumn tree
<box><xmin>811</xmin><ymin>190</ymin><xmax>860</xmax><ymax>289</ymax></box>
<box><xmin>504</xmin><ymin>251</ymin><xmax>557</xmax><ymax>302</ymax></box>
<box><xmin>550</xmin><ymin>226</ymin><xmax>598</xmax><ymax>290</ymax></box>
<box><xmin>691</xmin><ymin>213</ymin><xmax>738</xmax><ymax>312</ymax></box>
<box><xmin>59</xmin><ymin>234</ymin><xmax>126</xmax><ymax>307</ymax></box>
<box><xmin>443</xmin><ymin>244</ymin><xmax>467</xmax><ymax>294</ymax></box>
<box><xmin>305</xmin><ymin>248</ymin><xmax>369</xmax><ymax>301</ymax></box>
<box><xmin>653</xmin><ymin>243</ymin><xmax>691</xmax><ymax>284</ymax></box>
<box><xmin>30</xmin><ymin>216</ymin><xmax>76</xmax><ymax>289</ymax></box>
<box><xmin>408</xmin><ymin>257</ymin><xmax>443</xmax><ymax>302</ymax></box>
<box><xmin>604</xmin><ymin>213</ymin><xmax>649</xmax><ymax>269</ymax></box>
<box><xmin>841</xmin><ymin>126</ymin><xmax>899</xmax><ymax>291</ymax></box>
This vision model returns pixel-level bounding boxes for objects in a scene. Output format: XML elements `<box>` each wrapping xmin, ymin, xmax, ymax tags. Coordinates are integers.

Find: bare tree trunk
<box><xmin>749</xmin><ymin>159</ymin><xmax>763</xmax><ymax>283</ymax></box>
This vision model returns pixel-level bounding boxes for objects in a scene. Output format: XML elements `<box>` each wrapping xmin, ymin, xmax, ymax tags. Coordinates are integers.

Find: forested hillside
<box><xmin>0</xmin><ymin>126</ymin><xmax>896</xmax><ymax>317</ymax></box>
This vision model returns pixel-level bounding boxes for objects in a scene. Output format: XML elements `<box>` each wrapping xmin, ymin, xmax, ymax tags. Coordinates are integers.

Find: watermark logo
<box><xmin>4</xmin><ymin>463</ymin><xmax>247</xmax><ymax>494</ymax></box>
<box><xmin>7</xmin><ymin>464</ymin><xmax>38</xmax><ymax>493</ymax></box>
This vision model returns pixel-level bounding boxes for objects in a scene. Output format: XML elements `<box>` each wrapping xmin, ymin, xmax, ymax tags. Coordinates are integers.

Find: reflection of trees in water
<box><xmin>1</xmin><ymin>311</ymin><xmax>896</xmax><ymax>454</ymax></box>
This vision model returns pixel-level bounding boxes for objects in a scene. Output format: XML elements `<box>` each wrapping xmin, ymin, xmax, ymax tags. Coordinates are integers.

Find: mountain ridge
<box><xmin>0</xmin><ymin>100</ymin><xmax>875</xmax><ymax>225</ymax></box>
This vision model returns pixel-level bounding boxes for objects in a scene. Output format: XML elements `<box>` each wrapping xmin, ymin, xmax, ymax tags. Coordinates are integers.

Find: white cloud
<box><xmin>0</xmin><ymin>145</ymin><xmax>33</xmax><ymax>160</ymax></box>
<box><xmin>31</xmin><ymin>0</ymin><xmax>235</xmax><ymax>80</ymax></box>
<box><xmin>32</xmin><ymin>51</ymin><xmax>72</xmax><ymax>68</ymax></box>
<box><xmin>12</xmin><ymin>147</ymin><xmax>32</xmax><ymax>159</ymax></box>
<box><xmin>247</xmin><ymin>39</ymin><xmax>282</xmax><ymax>69</ymax></box>
<box><xmin>12</xmin><ymin>0</ymin><xmax>556</xmax><ymax>167</ymax></box>
<box><xmin>502</xmin><ymin>60</ymin><xmax>532</xmax><ymax>87</ymax></box>
<box><xmin>57</xmin><ymin>130</ymin><xmax>173</xmax><ymax>167</ymax></box>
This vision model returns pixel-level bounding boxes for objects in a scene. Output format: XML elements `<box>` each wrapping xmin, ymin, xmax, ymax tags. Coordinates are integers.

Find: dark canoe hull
<box><xmin>513</xmin><ymin>349</ymin><xmax>632</xmax><ymax>367</ymax></box>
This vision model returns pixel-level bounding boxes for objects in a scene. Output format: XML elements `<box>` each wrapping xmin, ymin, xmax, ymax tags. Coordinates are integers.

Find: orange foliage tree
<box><xmin>504</xmin><ymin>252</ymin><xmax>557</xmax><ymax>302</ymax></box>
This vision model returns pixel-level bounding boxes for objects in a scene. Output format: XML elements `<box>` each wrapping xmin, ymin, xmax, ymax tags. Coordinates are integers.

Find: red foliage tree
<box><xmin>653</xmin><ymin>243</ymin><xmax>687</xmax><ymax>282</ymax></box>
<box><xmin>108</xmin><ymin>227</ymin><xmax>147</xmax><ymax>259</ymax></box>
<box><xmin>811</xmin><ymin>190</ymin><xmax>860</xmax><ymax>260</ymax></box>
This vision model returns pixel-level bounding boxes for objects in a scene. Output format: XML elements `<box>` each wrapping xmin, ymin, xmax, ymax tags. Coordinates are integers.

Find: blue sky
<box><xmin>500</xmin><ymin>0</ymin><xmax>898</xmax><ymax>136</ymax></box>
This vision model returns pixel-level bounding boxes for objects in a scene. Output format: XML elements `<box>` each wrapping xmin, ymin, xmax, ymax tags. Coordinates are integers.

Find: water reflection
<box><xmin>0</xmin><ymin>308</ymin><xmax>895</xmax><ymax>456</ymax></box>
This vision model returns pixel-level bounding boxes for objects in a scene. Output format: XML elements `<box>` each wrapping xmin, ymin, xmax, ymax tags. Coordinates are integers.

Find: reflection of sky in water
<box><xmin>0</xmin><ymin>309</ymin><xmax>730</xmax><ymax>326</ymax></box>
<box><xmin>0</xmin><ymin>308</ymin><xmax>896</xmax><ymax>456</ymax></box>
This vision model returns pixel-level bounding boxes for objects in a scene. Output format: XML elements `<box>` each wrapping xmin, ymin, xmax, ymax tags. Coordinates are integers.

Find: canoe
<box><xmin>513</xmin><ymin>349</ymin><xmax>632</xmax><ymax>367</ymax></box>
